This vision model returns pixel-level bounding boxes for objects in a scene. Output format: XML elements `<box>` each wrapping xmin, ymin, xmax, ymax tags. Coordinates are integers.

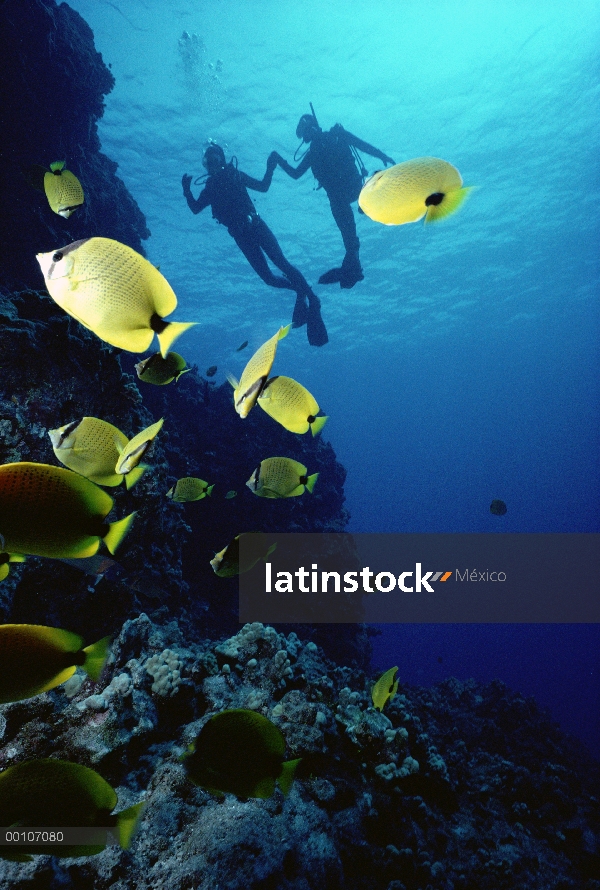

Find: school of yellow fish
<box><xmin>0</xmin><ymin>147</ymin><xmax>473</xmax><ymax>854</ymax></box>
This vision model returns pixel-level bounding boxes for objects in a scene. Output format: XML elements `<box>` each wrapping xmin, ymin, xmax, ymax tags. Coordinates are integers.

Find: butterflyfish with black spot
<box><xmin>371</xmin><ymin>666</ymin><xmax>399</xmax><ymax>712</ymax></box>
<box><xmin>135</xmin><ymin>351</ymin><xmax>190</xmax><ymax>385</ymax></box>
<box><xmin>36</xmin><ymin>237</ymin><xmax>196</xmax><ymax>356</ymax></box>
<box><xmin>358</xmin><ymin>157</ymin><xmax>472</xmax><ymax>226</ymax></box>
<box><xmin>181</xmin><ymin>709</ymin><xmax>301</xmax><ymax>799</ymax></box>
<box><xmin>166</xmin><ymin>476</ymin><xmax>214</xmax><ymax>502</ymax></box>
<box><xmin>48</xmin><ymin>416</ymin><xmax>162</xmax><ymax>488</ymax></box>
<box><xmin>227</xmin><ymin>325</ymin><xmax>290</xmax><ymax>417</ymax></box>
<box><xmin>0</xmin><ymin>759</ymin><xmax>144</xmax><ymax>860</ymax></box>
<box><xmin>246</xmin><ymin>457</ymin><xmax>318</xmax><ymax>498</ymax></box>
<box><xmin>0</xmin><ymin>462</ymin><xmax>135</xmax><ymax>559</ymax></box>
<box><xmin>210</xmin><ymin>532</ymin><xmax>276</xmax><ymax>577</ymax></box>
<box><xmin>43</xmin><ymin>161</ymin><xmax>85</xmax><ymax>218</ymax></box>
<box><xmin>0</xmin><ymin>624</ymin><xmax>111</xmax><ymax>704</ymax></box>
<box><xmin>258</xmin><ymin>376</ymin><xmax>327</xmax><ymax>436</ymax></box>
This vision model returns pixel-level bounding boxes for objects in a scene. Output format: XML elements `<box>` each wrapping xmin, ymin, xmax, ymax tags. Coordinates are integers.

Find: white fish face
<box><xmin>36</xmin><ymin>239</ymin><xmax>89</xmax><ymax>282</ymax></box>
<box><xmin>234</xmin><ymin>377</ymin><xmax>266</xmax><ymax>418</ymax></box>
<box><xmin>115</xmin><ymin>441</ymin><xmax>150</xmax><ymax>476</ymax></box>
<box><xmin>36</xmin><ymin>249</ymin><xmax>74</xmax><ymax>281</ymax></box>
<box><xmin>48</xmin><ymin>420</ymin><xmax>79</xmax><ymax>451</ymax></box>
<box><xmin>210</xmin><ymin>550</ymin><xmax>225</xmax><ymax>572</ymax></box>
<box><xmin>246</xmin><ymin>467</ymin><xmax>261</xmax><ymax>493</ymax></box>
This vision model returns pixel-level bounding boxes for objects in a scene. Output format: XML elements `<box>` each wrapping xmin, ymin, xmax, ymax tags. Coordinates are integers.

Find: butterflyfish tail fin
<box><xmin>206</xmin><ymin>484</ymin><xmax>215</xmax><ymax>496</ymax></box>
<box><xmin>49</xmin><ymin>160</ymin><xmax>66</xmax><ymax>172</ymax></box>
<box><xmin>227</xmin><ymin>374</ymin><xmax>239</xmax><ymax>389</ymax></box>
<box><xmin>253</xmin><ymin>777</ymin><xmax>277</xmax><ymax>799</ymax></box>
<box><xmin>278</xmin><ymin>323</ymin><xmax>291</xmax><ymax>340</ymax></box>
<box><xmin>82</xmin><ymin>635</ymin><xmax>112</xmax><ymax>682</ymax></box>
<box><xmin>278</xmin><ymin>758</ymin><xmax>301</xmax><ymax>796</ymax></box>
<box><xmin>305</xmin><ymin>473</ymin><xmax>319</xmax><ymax>494</ymax></box>
<box><xmin>424</xmin><ymin>186</ymin><xmax>473</xmax><ymax>224</ymax></box>
<box><xmin>157</xmin><ymin>322</ymin><xmax>196</xmax><ymax>358</ymax></box>
<box><xmin>125</xmin><ymin>464</ymin><xmax>147</xmax><ymax>490</ymax></box>
<box><xmin>114</xmin><ymin>801</ymin><xmax>145</xmax><ymax>849</ymax></box>
<box><xmin>104</xmin><ymin>512</ymin><xmax>136</xmax><ymax>555</ymax></box>
<box><xmin>310</xmin><ymin>415</ymin><xmax>328</xmax><ymax>437</ymax></box>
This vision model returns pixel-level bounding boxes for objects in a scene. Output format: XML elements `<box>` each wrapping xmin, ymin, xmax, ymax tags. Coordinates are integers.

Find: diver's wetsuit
<box><xmin>182</xmin><ymin>161</ymin><xmax>327</xmax><ymax>345</ymax></box>
<box><xmin>190</xmin><ymin>165</ymin><xmax>308</xmax><ymax>291</ymax></box>
<box><xmin>272</xmin><ymin>124</ymin><xmax>394</xmax><ymax>288</ymax></box>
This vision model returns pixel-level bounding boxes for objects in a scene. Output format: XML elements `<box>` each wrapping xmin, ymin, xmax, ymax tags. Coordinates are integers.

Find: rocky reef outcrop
<box><xmin>0</xmin><ymin>0</ymin><xmax>149</xmax><ymax>292</ymax></box>
<box><xmin>1</xmin><ymin>615</ymin><xmax>599</xmax><ymax>889</ymax></box>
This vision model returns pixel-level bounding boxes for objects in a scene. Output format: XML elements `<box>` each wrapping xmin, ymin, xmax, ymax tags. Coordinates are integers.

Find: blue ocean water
<box><xmin>67</xmin><ymin>0</ymin><xmax>600</xmax><ymax>757</ymax></box>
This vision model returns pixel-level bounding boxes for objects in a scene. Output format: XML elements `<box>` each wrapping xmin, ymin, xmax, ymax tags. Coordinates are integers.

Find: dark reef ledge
<box><xmin>1</xmin><ymin>2</ymin><xmax>600</xmax><ymax>889</ymax></box>
<box><xmin>0</xmin><ymin>0</ymin><xmax>149</xmax><ymax>292</ymax></box>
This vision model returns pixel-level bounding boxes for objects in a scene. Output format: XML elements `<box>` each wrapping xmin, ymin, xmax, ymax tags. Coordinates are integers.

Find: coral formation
<box><xmin>0</xmin><ymin>615</ymin><xmax>599</xmax><ymax>888</ymax></box>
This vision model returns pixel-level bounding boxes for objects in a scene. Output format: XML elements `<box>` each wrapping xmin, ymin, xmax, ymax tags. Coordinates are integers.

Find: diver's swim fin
<box><xmin>339</xmin><ymin>268</ymin><xmax>364</xmax><ymax>289</ymax></box>
<box><xmin>339</xmin><ymin>255</ymin><xmax>364</xmax><ymax>289</ymax></box>
<box><xmin>292</xmin><ymin>293</ymin><xmax>309</xmax><ymax>328</ymax></box>
<box><xmin>318</xmin><ymin>267</ymin><xmax>343</xmax><ymax>285</ymax></box>
<box><xmin>307</xmin><ymin>297</ymin><xmax>328</xmax><ymax>346</ymax></box>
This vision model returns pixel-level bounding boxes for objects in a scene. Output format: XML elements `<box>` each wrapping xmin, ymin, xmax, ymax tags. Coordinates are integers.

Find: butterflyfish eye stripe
<box><xmin>59</xmin><ymin>419</ymin><xmax>79</xmax><ymax>445</ymax></box>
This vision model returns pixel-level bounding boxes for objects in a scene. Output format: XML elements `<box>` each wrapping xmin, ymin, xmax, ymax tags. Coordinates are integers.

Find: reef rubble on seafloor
<box><xmin>1</xmin><ymin>615</ymin><xmax>599</xmax><ymax>890</ymax></box>
<box><xmin>1</xmin><ymin>1</ymin><xmax>600</xmax><ymax>888</ymax></box>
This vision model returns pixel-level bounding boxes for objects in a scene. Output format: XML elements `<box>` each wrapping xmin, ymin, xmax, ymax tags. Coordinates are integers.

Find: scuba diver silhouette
<box><xmin>269</xmin><ymin>107</ymin><xmax>395</xmax><ymax>289</ymax></box>
<box><xmin>182</xmin><ymin>144</ymin><xmax>328</xmax><ymax>346</ymax></box>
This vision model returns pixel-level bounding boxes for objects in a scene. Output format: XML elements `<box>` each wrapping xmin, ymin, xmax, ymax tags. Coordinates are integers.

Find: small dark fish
<box><xmin>236</xmin><ymin>340</ymin><xmax>249</xmax><ymax>352</ymax></box>
<box><xmin>490</xmin><ymin>499</ymin><xmax>507</xmax><ymax>516</ymax></box>
<box><xmin>206</xmin><ymin>365</ymin><xmax>217</xmax><ymax>377</ymax></box>
<box><xmin>225</xmin><ymin>490</ymin><xmax>237</xmax><ymax>499</ymax></box>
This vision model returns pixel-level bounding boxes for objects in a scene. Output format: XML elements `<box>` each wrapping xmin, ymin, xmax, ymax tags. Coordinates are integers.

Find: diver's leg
<box><xmin>254</xmin><ymin>219</ymin><xmax>313</xmax><ymax>328</ymax></box>
<box><xmin>255</xmin><ymin>219</ymin><xmax>313</xmax><ymax>295</ymax></box>
<box><xmin>231</xmin><ymin>228</ymin><xmax>295</xmax><ymax>290</ymax></box>
<box><xmin>321</xmin><ymin>197</ymin><xmax>364</xmax><ymax>288</ymax></box>
<box><xmin>257</xmin><ymin>219</ymin><xmax>328</xmax><ymax>345</ymax></box>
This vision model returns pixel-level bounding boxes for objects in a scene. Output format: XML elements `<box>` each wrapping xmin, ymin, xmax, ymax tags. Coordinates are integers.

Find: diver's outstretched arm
<box><xmin>343</xmin><ymin>129</ymin><xmax>395</xmax><ymax>166</ymax></box>
<box><xmin>182</xmin><ymin>174</ymin><xmax>210</xmax><ymax>214</ymax></box>
<box><xmin>240</xmin><ymin>155</ymin><xmax>278</xmax><ymax>193</ymax></box>
<box><xmin>269</xmin><ymin>151</ymin><xmax>312</xmax><ymax>180</ymax></box>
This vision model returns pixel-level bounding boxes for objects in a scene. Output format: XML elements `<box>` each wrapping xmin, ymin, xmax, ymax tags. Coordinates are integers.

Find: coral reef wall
<box><xmin>0</xmin><ymin>0</ymin><xmax>149</xmax><ymax>292</ymax></box>
<box><xmin>0</xmin><ymin>289</ymin><xmax>354</xmax><ymax>659</ymax></box>
<box><xmin>0</xmin><ymin>0</ymin><xmax>359</xmax><ymax>665</ymax></box>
